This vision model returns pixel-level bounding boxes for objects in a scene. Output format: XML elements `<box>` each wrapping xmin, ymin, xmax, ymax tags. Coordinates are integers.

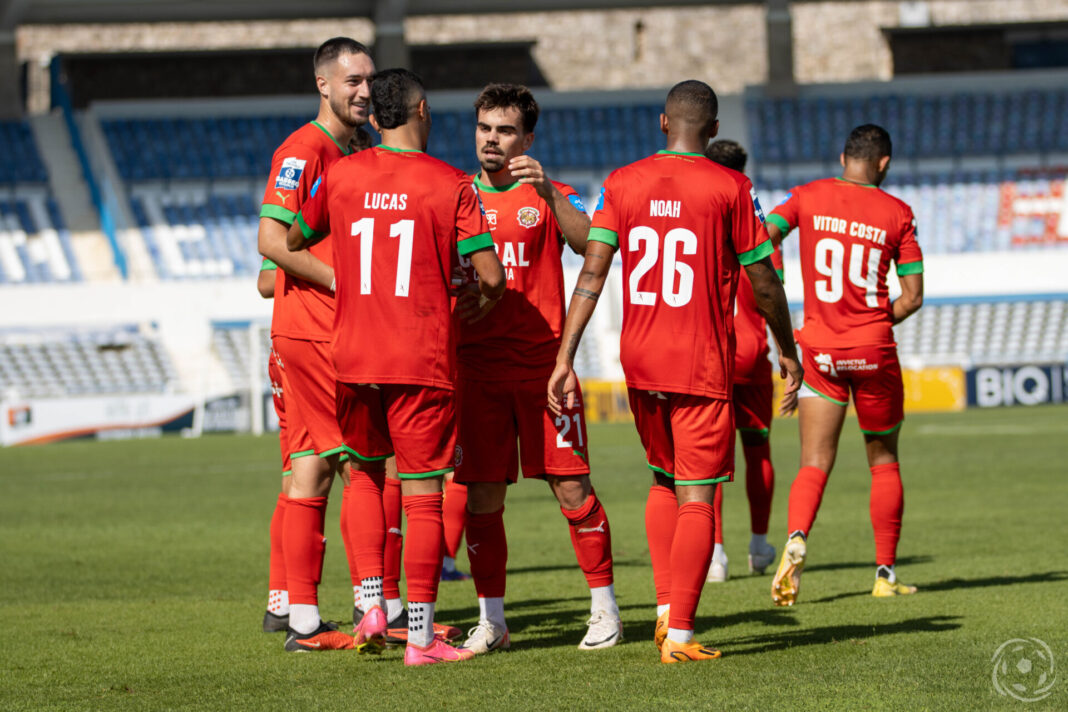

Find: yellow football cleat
<box><xmin>660</xmin><ymin>638</ymin><xmax>723</xmax><ymax>664</ymax></box>
<box><xmin>872</xmin><ymin>577</ymin><xmax>918</xmax><ymax>597</ymax></box>
<box><xmin>771</xmin><ymin>534</ymin><xmax>807</xmax><ymax>607</ymax></box>
<box><xmin>654</xmin><ymin>609</ymin><xmax>669</xmax><ymax>651</ymax></box>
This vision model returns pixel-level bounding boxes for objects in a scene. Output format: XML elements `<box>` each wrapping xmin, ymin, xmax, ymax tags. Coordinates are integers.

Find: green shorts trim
<box><xmin>675</xmin><ymin>475</ymin><xmax>732</xmax><ymax>486</ymax></box>
<box><xmin>738</xmin><ymin>426</ymin><xmax>770</xmax><ymax>440</ymax></box>
<box><xmin>801</xmin><ymin>381</ymin><xmax>848</xmax><ymax>407</ymax></box>
<box><xmin>318</xmin><ymin>446</ymin><xmax>347</xmax><ymax>459</ymax></box>
<box><xmin>290</xmin><ymin>449</ymin><xmax>317</xmax><ymax>460</ymax></box>
<box><xmin>399</xmin><ymin>467</ymin><xmax>454</xmax><ymax>480</ymax></box>
<box><xmin>342</xmin><ymin>445</ymin><xmax>392</xmax><ymax>462</ymax></box>
<box><xmin>860</xmin><ymin>420</ymin><xmax>904</xmax><ymax>436</ymax></box>
<box><xmin>648</xmin><ymin>464</ymin><xmax>675</xmax><ymax>478</ymax></box>
<box><xmin>281</xmin><ymin>469</ymin><xmax>292</xmax><ymax>477</ymax></box>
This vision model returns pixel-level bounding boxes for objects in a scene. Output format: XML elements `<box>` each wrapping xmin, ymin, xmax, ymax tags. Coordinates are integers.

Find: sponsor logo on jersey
<box><xmin>275</xmin><ymin>191</ymin><xmax>290</xmax><ymax>205</ymax></box>
<box><xmin>517</xmin><ymin>206</ymin><xmax>541</xmax><ymax>228</ymax></box>
<box><xmin>275</xmin><ymin>157</ymin><xmax>306</xmax><ymax>191</ymax></box>
<box><xmin>750</xmin><ymin>187</ymin><xmax>766</xmax><ymax>223</ymax></box>
<box><xmin>484</xmin><ymin>209</ymin><xmax>498</xmax><ymax>228</ymax></box>
<box><xmin>814</xmin><ymin>353</ymin><xmax>837</xmax><ymax>377</ymax></box>
<box><xmin>567</xmin><ymin>194</ymin><xmax>586</xmax><ymax>213</ymax></box>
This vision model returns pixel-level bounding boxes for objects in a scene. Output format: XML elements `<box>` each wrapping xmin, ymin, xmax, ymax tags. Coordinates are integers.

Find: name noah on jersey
<box><xmin>649</xmin><ymin>200</ymin><xmax>681</xmax><ymax>218</ymax></box>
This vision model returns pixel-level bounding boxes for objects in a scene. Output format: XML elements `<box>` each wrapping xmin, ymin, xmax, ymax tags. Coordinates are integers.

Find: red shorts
<box><xmin>336</xmin><ymin>382</ymin><xmax>456</xmax><ymax>478</ymax></box>
<box><xmin>798</xmin><ymin>340</ymin><xmax>905</xmax><ymax>435</ymax></box>
<box><xmin>454</xmin><ymin>376</ymin><xmax>590</xmax><ymax>484</ymax></box>
<box><xmin>627</xmin><ymin>388</ymin><xmax>734</xmax><ymax>484</ymax></box>
<box><xmin>732</xmin><ymin>380</ymin><xmax>773</xmax><ymax>438</ymax></box>
<box><xmin>267</xmin><ymin>346</ymin><xmax>299</xmax><ymax>476</ymax></box>
<box><xmin>272</xmin><ymin>336</ymin><xmax>345</xmax><ymax>460</ymax></box>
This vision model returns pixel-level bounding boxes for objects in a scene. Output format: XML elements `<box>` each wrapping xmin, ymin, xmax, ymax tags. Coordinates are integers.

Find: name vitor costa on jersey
<box><xmin>588</xmin><ymin>150</ymin><xmax>773</xmax><ymax>399</ymax></box>
<box><xmin>767</xmin><ymin>177</ymin><xmax>923</xmax><ymax>348</ymax></box>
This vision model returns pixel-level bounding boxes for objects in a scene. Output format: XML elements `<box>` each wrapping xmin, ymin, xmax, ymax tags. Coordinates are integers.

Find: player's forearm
<box><xmin>259</xmin><ymin>221</ymin><xmax>333</xmax><ymax>290</ymax></box>
<box><xmin>470</xmin><ymin>248</ymin><xmax>506</xmax><ymax>300</ymax></box>
<box><xmin>891</xmin><ymin>273</ymin><xmax>924</xmax><ymax>324</ymax></box>
<box><xmin>257</xmin><ymin>269</ymin><xmax>276</xmax><ymax>298</ymax></box>
<box><xmin>746</xmin><ymin>260</ymin><xmax>798</xmax><ymax>361</ymax></box>
<box><xmin>549</xmin><ymin>189</ymin><xmax>591</xmax><ymax>255</ymax></box>
<box><xmin>557</xmin><ymin>246</ymin><xmax>612</xmax><ymax>365</ymax></box>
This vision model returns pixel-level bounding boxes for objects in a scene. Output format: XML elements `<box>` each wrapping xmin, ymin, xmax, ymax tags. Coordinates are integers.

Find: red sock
<box><xmin>268</xmin><ymin>493</ymin><xmax>288</xmax><ymax>592</ymax></box>
<box><xmin>787</xmin><ymin>466</ymin><xmax>829</xmax><ymax>538</ymax></box>
<box><xmin>466</xmin><ymin>507</ymin><xmax>507</xmax><ymax>598</ymax></box>
<box><xmin>402</xmin><ymin>492</ymin><xmax>444</xmax><ymax>603</ymax></box>
<box><xmin>561</xmin><ymin>490</ymin><xmax>614</xmax><ymax>588</ymax></box>
<box><xmin>744</xmin><ymin>442</ymin><xmax>775</xmax><ymax>535</ymax></box>
<box><xmin>350</xmin><ymin>469</ymin><xmax>386</xmax><ymax>580</ymax></box>
<box><xmin>442</xmin><ymin>478</ymin><xmax>468</xmax><ymax>559</ymax></box>
<box><xmin>644</xmin><ymin>484</ymin><xmax>678</xmax><ymax>606</ymax></box>
<box><xmin>869</xmin><ymin>463</ymin><xmax>904</xmax><ymax>566</ymax></box>
<box><xmin>668</xmin><ymin>501</ymin><xmax>715</xmax><ymax>631</ymax></box>
<box><xmin>383</xmin><ymin>477</ymin><xmax>403</xmax><ymax>599</ymax></box>
<box><xmin>282</xmin><ymin>496</ymin><xmax>327</xmax><ymax>605</ymax></box>
<box><xmin>712</xmin><ymin>482</ymin><xmax>724</xmax><ymax>545</ymax></box>
<box><xmin>340</xmin><ymin>483</ymin><xmax>360</xmax><ymax>587</ymax></box>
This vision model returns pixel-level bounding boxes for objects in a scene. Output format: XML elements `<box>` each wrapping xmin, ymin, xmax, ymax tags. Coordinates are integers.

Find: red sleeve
<box><xmin>260</xmin><ymin>144</ymin><xmax>322</xmax><ymax>226</ymax></box>
<box><xmin>588</xmin><ymin>178</ymin><xmax>620</xmax><ymax>249</ymax></box>
<box><xmin>734</xmin><ymin>177</ymin><xmax>774</xmax><ymax>266</ymax></box>
<box><xmin>295</xmin><ymin>168</ymin><xmax>330</xmax><ymax>240</ymax></box>
<box><xmin>895</xmin><ymin>206</ymin><xmax>924</xmax><ymax>275</ymax></box>
<box><xmin>455</xmin><ymin>178</ymin><xmax>493</xmax><ymax>256</ymax></box>
<box><xmin>767</xmin><ymin>185</ymin><xmax>801</xmax><ymax>237</ymax></box>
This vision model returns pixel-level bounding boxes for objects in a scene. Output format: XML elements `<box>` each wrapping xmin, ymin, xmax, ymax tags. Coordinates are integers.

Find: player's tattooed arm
<box><xmin>745</xmin><ymin>257</ymin><xmax>803</xmax><ymax>412</ymax></box>
<box><xmin>573</xmin><ymin>287</ymin><xmax>599</xmax><ymax>302</ymax></box>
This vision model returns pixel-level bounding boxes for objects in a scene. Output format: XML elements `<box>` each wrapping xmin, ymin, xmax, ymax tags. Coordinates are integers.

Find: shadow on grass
<box><xmin>804</xmin><ymin>555</ymin><xmax>932</xmax><ymax>573</ymax></box>
<box><xmin>721</xmin><ymin>615</ymin><xmax>962</xmax><ymax>655</ymax></box>
<box><xmin>505</xmin><ymin>559</ymin><xmax>647</xmax><ymax>576</ymax></box>
<box><xmin>806</xmin><ymin>570</ymin><xmax>1068</xmax><ymax>604</ymax></box>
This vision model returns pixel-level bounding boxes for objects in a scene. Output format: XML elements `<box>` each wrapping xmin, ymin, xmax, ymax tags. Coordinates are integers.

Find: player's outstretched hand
<box><xmin>778</xmin><ymin>355</ymin><xmax>803</xmax><ymax>416</ymax></box>
<box><xmin>455</xmin><ymin>283</ymin><xmax>500</xmax><ymax>323</ymax></box>
<box><xmin>508</xmin><ymin>155</ymin><xmax>552</xmax><ymax>200</ymax></box>
<box><xmin>547</xmin><ymin>362</ymin><xmax>578</xmax><ymax>416</ymax></box>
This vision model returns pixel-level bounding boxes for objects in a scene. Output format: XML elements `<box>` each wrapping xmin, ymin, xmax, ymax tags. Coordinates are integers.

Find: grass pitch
<box><xmin>1</xmin><ymin>406</ymin><xmax>1066</xmax><ymax>711</ymax></box>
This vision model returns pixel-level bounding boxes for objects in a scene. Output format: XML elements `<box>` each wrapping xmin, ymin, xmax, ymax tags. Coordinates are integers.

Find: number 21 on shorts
<box><xmin>555</xmin><ymin>412</ymin><xmax>584</xmax><ymax>449</ymax></box>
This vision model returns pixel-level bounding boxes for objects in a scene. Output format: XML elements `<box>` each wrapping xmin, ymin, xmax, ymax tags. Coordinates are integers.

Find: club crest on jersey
<box><xmin>750</xmin><ymin>187</ymin><xmax>766</xmax><ymax>223</ymax></box>
<box><xmin>275</xmin><ymin>157</ymin><xmax>306</xmax><ymax>191</ymax></box>
<box><xmin>454</xmin><ymin>445</ymin><xmax>463</xmax><ymax>467</ymax></box>
<box><xmin>485</xmin><ymin>209</ymin><xmax>498</xmax><ymax>228</ymax></box>
<box><xmin>517</xmin><ymin>206</ymin><xmax>541</xmax><ymax>229</ymax></box>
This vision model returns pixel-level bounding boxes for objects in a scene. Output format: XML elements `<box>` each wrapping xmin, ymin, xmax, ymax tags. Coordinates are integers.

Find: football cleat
<box><xmin>654</xmin><ymin>609</ymin><xmax>669</xmax><ymax>651</ymax></box>
<box><xmin>404</xmin><ymin>638</ymin><xmax>475</xmax><ymax>666</ymax></box>
<box><xmin>706</xmin><ymin>550</ymin><xmax>729</xmax><ymax>583</ymax></box>
<box><xmin>352</xmin><ymin>605</ymin><xmax>363</xmax><ymax>629</ymax></box>
<box><xmin>440</xmin><ymin>566</ymin><xmax>473</xmax><ymax>582</ymax></box>
<box><xmin>384</xmin><ymin>609</ymin><xmax>463</xmax><ymax>645</ymax></box>
<box><xmin>872</xmin><ymin>577</ymin><xmax>918</xmax><ymax>597</ymax></box>
<box><xmin>262</xmin><ymin>610</ymin><xmax>289</xmax><ymax>633</ymax></box>
<box><xmin>748</xmin><ymin>537</ymin><xmax>777</xmax><ymax>575</ymax></box>
<box><xmin>660</xmin><ymin>638</ymin><xmax>722</xmax><ymax>664</ymax></box>
<box><xmin>459</xmin><ymin>620</ymin><xmax>510</xmax><ymax>655</ymax></box>
<box><xmin>352</xmin><ymin>604</ymin><xmax>387</xmax><ymax>654</ymax></box>
<box><xmin>578</xmin><ymin>610</ymin><xmax>623</xmax><ymax>650</ymax></box>
<box><xmin>283</xmin><ymin>621</ymin><xmax>354</xmax><ymax>652</ymax></box>
<box><xmin>771</xmin><ymin>533</ymin><xmax>807</xmax><ymax>607</ymax></box>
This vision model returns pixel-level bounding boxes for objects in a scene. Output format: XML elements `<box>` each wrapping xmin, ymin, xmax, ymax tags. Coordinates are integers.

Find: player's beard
<box><xmin>330</xmin><ymin>94</ymin><xmax>368</xmax><ymax>129</ymax></box>
<box><xmin>478</xmin><ymin>149</ymin><xmax>506</xmax><ymax>175</ymax></box>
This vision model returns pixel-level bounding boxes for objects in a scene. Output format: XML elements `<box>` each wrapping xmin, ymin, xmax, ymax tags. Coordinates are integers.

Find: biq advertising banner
<box><xmin>0</xmin><ymin>394</ymin><xmax>196</xmax><ymax>446</ymax></box>
<box><xmin>966</xmin><ymin>364</ymin><xmax>1068</xmax><ymax>408</ymax></box>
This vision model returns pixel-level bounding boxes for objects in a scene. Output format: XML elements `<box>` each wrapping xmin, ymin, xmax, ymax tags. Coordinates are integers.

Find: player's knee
<box><xmin>466</xmin><ymin>481</ymin><xmax>506</xmax><ymax>513</ymax></box>
<box><xmin>550</xmin><ymin>475</ymin><xmax>591</xmax><ymax>510</ymax></box>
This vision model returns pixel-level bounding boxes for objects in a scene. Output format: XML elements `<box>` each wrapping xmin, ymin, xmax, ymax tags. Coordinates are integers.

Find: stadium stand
<box><xmin>211</xmin><ymin>321</ymin><xmax>270</xmax><ymax>391</ymax></box>
<box><xmin>0</xmin><ymin>325</ymin><xmax>179</xmax><ymax>398</ymax></box>
<box><xmin>1</xmin><ymin>120</ymin><xmax>50</xmax><ymax>184</ymax></box>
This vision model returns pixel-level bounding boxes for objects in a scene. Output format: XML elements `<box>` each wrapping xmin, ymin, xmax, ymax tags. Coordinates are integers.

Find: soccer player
<box><xmin>257</xmin><ymin>36</ymin><xmax>374</xmax><ymax>651</ymax></box>
<box><xmin>454</xmin><ymin>83</ymin><xmax>620</xmax><ymax>655</ymax></box>
<box><xmin>287</xmin><ymin>68</ymin><xmax>505</xmax><ymax>666</ymax></box>
<box><xmin>764</xmin><ymin>124</ymin><xmax>924</xmax><ymax>605</ymax></box>
<box><xmin>548</xmin><ymin>80</ymin><xmax>801</xmax><ymax>663</ymax></box>
<box><xmin>703</xmin><ymin>140</ymin><xmax>783</xmax><ymax>582</ymax></box>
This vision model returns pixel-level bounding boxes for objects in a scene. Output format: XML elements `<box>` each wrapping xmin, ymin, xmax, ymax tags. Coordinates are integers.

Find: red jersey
<box><xmin>260</xmin><ymin>121</ymin><xmax>350</xmax><ymax>342</ymax></box>
<box><xmin>589</xmin><ymin>150</ymin><xmax>773</xmax><ymax>399</ymax></box>
<box><xmin>767</xmin><ymin>177</ymin><xmax>923</xmax><ymax>348</ymax></box>
<box><xmin>734</xmin><ymin>239</ymin><xmax>784</xmax><ymax>384</ymax></box>
<box><xmin>457</xmin><ymin>176</ymin><xmax>584</xmax><ymax>381</ymax></box>
<box><xmin>296</xmin><ymin>146</ymin><xmax>492</xmax><ymax>390</ymax></box>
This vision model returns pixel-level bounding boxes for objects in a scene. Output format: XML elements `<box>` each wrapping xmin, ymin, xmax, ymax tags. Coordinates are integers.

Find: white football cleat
<box><xmin>748</xmin><ymin>537</ymin><xmax>777</xmax><ymax>574</ymax></box>
<box><xmin>578</xmin><ymin>610</ymin><xmax>623</xmax><ymax>650</ymax></box>
<box><xmin>459</xmin><ymin>620</ymin><xmax>510</xmax><ymax>655</ymax></box>
<box><xmin>706</xmin><ymin>549</ymin><xmax>729</xmax><ymax>583</ymax></box>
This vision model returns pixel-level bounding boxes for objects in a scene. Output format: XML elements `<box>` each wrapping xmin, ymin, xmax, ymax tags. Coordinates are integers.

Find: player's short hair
<box><xmin>843</xmin><ymin>124</ymin><xmax>892</xmax><ymax>161</ymax></box>
<box><xmin>665</xmin><ymin>80</ymin><xmax>718</xmax><ymax>126</ymax></box>
<box><xmin>313</xmin><ymin>37</ymin><xmax>371</xmax><ymax>74</ymax></box>
<box><xmin>705</xmin><ymin>139</ymin><xmax>747</xmax><ymax>173</ymax></box>
<box><xmin>371</xmin><ymin>68</ymin><xmax>426</xmax><ymax>129</ymax></box>
<box><xmin>473</xmin><ymin>83</ymin><xmax>540</xmax><ymax>133</ymax></box>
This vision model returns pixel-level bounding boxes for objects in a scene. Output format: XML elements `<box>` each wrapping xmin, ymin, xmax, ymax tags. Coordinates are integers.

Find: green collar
<box><xmin>657</xmin><ymin>149</ymin><xmax>706</xmax><ymax>158</ymax></box>
<box><xmin>473</xmin><ymin>174</ymin><xmax>521</xmax><ymax>193</ymax></box>
<box><xmin>377</xmin><ymin>144</ymin><xmax>424</xmax><ymax>153</ymax></box>
<box><xmin>835</xmin><ymin>177</ymin><xmax>877</xmax><ymax>188</ymax></box>
<box><xmin>310</xmin><ymin>121</ymin><xmax>351</xmax><ymax>155</ymax></box>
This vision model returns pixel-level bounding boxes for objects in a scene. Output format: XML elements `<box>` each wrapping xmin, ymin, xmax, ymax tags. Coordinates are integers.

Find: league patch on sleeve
<box><xmin>750</xmin><ymin>187</ymin><xmax>766</xmax><ymax>223</ymax></box>
<box><xmin>274</xmin><ymin>157</ymin><xmax>307</xmax><ymax>191</ymax></box>
<box><xmin>776</xmin><ymin>191</ymin><xmax>792</xmax><ymax>206</ymax></box>
<box><xmin>567</xmin><ymin>194</ymin><xmax>586</xmax><ymax>213</ymax></box>
<box><xmin>594</xmin><ymin>186</ymin><xmax>606</xmax><ymax>211</ymax></box>
<box><xmin>310</xmin><ymin>175</ymin><xmax>322</xmax><ymax>198</ymax></box>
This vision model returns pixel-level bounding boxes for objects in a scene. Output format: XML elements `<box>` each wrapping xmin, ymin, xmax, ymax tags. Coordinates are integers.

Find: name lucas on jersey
<box><xmin>812</xmin><ymin>215</ymin><xmax>887</xmax><ymax>245</ymax></box>
<box><xmin>364</xmin><ymin>192</ymin><xmax>407</xmax><ymax>210</ymax></box>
